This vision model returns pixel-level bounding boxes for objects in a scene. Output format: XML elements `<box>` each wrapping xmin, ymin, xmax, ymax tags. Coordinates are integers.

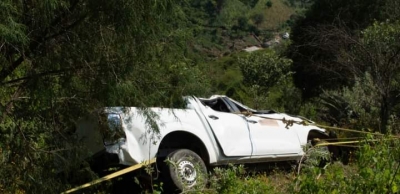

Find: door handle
<box><xmin>208</xmin><ymin>115</ymin><xmax>219</xmax><ymax>120</ymax></box>
<box><xmin>247</xmin><ymin>120</ymin><xmax>258</xmax><ymax>124</ymax></box>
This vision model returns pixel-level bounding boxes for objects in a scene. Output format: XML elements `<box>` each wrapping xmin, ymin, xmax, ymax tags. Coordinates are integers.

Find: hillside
<box><xmin>3</xmin><ymin>0</ymin><xmax>400</xmax><ymax>193</ymax></box>
<box><xmin>183</xmin><ymin>0</ymin><xmax>298</xmax><ymax>59</ymax></box>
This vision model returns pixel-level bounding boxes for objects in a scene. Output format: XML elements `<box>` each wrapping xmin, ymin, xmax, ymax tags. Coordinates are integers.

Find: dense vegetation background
<box><xmin>1</xmin><ymin>0</ymin><xmax>400</xmax><ymax>193</ymax></box>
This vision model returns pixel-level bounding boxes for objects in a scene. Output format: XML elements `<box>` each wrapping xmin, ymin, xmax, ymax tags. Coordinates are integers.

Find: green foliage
<box><xmin>288</xmin><ymin>0</ymin><xmax>390</xmax><ymax>98</ymax></box>
<box><xmin>147</xmin><ymin>138</ymin><xmax>400</xmax><ymax>194</ymax></box>
<box><xmin>201</xmin><ymin>48</ymin><xmax>300</xmax><ymax>112</ymax></box>
<box><xmin>174</xmin><ymin>0</ymin><xmax>296</xmax><ymax>59</ymax></box>
<box><xmin>0</xmin><ymin>1</ymin><xmax>28</xmax><ymax>47</ymax></box>
<box><xmin>0</xmin><ymin>0</ymin><xmax>209</xmax><ymax>193</ymax></box>
<box><xmin>319</xmin><ymin>73</ymin><xmax>380</xmax><ymax>129</ymax></box>
<box><xmin>297</xmin><ymin>142</ymin><xmax>331</xmax><ymax>173</ymax></box>
<box><xmin>207</xmin><ymin>165</ymin><xmax>274</xmax><ymax>194</ymax></box>
<box><xmin>239</xmin><ymin>0</ymin><xmax>260</xmax><ymax>8</ymax></box>
<box><xmin>292</xmin><ymin>137</ymin><xmax>400</xmax><ymax>194</ymax></box>
<box><xmin>266</xmin><ymin>1</ymin><xmax>273</xmax><ymax>8</ymax></box>
<box><xmin>289</xmin><ymin>0</ymin><xmax>400</xmax><ymax>133</ymax></box>
<box><xmin>238</xmin><ymin>50</ymin><xmax>292</xmax><ymax>92</ymax></box>
<box><xmin>251</xmin><ymin>13</ymin><xmax>265</xmax><ymax>26</ymax></box>
<box><xmin>338</xmin><ymin>21</ymin><xmax>400</xmax><ymax>133</ymax></box>
<box><xmin>269</xmin><ymin>79</ymin><xmax>303</xmax><ymax>114</ymax></box>
<box><xmin>214</xmin><ymin>0</ymin><xmax>250</xmax><ymax>29</ymax></box>
<box><xmin>3</xmin><ymin>0</ymin><xmax>399</xmax><ymax>192</ymax></box>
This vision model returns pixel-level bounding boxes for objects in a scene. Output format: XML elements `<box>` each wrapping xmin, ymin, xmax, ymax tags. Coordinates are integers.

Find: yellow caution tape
<box><xmin>316</xmin><ymin>137</ymin><xmax>400</xmax><ymax>147</ymax></box>
<box><xmin>61</xmin><ymin>116</ymin><xmax>397</xmax><ymax>193</ymax></box>
<box><xmin>278</xmin><ymin>117</ymin><xmax>400</xmax><ymax>147</ymax></box>
<box><xmin>316</xmin><ymin>140</ymin><xmax>370</xmax><ymax>146</ymax></box>
<box><xmin>322</xmin><ymin>137</ymin><xmax>366</xmax><ymax>141</ymax></box>
<box><xmin>323</xmin><ymin>144</ymin><xmax>361</xmax><ymax>148</ymax></box>
<box><xmin>314</xmin><ymin>124</ymin><xmax>384</xmax><ymax>136</ymax></box>
<box><xmin>281</xmin><ymin>118</ymin><xmax>395</xmax><ymax>137</ymax></box>
<box><xmin>246</xmin><ymin>115</ymin><xmax>400</xmax><ymax>146</ymax></box>
<box><xmin>61</xmin><ymin>158</ymin><xmax>156</xmax><ymax>194</ymax></box>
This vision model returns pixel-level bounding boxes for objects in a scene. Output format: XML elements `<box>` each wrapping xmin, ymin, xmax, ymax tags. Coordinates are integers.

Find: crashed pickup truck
<box><xmin>76</xmin><ymin>95</ymin><xmax>338</xmax><ymax>191</ymax></box>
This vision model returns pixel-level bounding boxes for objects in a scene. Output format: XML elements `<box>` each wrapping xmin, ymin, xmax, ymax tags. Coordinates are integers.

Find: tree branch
<box><xmin>44</xmin><ymin>14</ymin><xmax>88</xmax><ymax>42</ymax></box>
<box><xmin>0</xmin><ymin>0</ymin><xmax>82</xmax><ymax>83</ymax></box>
<box><xmin>0</xmin><ymin>56</ymin><xmax>25</xmax><ymax>83</ymax></box>
<box><xmin>1</xmin><ymin>68</ymin><xmax>79</xmax><ymax>86</ymax></box>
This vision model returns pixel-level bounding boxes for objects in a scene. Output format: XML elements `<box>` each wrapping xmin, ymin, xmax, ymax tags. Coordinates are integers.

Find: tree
<box><xmin>291</xmin><ymin>20</ymin><xmax>400</xmax><ymax>133</ymax></box>
<box><xmin>345</xmin><ymin>21</ymin><xmax>400</xmax><ymax>133</ymax></box>
<box><xmin>214</xmin><ymin>0</ymin><xmax>249</xmax><ymax>28</ymax></box>
<box><xmin>239</xmin><ymin>50</ymin><xmax>292</xmax><ymax>90</ymax></box>
<box><xmin>238</xmin><ymin>50</ymin><xmax>293</xmax><ymax>108</ymax></box>
<box><xmin>239</xmin><ymin>0</ymin><xmax>259</xmax><ymax>8</ymax></box>
<box><xmin>286</xmin><ymin>0</ymin><xmax>400</xmax><ymax>133</ymax></box>
<box><xmin>0</xmin><ymin>0</ymin><xmax>208</xmax><ymax>192</ymax></box>
<box><xmin>251</xmin><ymin>13</ymin><xmax>265</xmax><ymax>27</ymax></box>
<box><xmin>288</xmin><ymin>0</ymin><xmax>387</xmax><ymax>98</ymax></box>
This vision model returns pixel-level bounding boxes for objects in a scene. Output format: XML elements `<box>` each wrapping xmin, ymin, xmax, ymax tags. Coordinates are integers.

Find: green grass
<box><xmin>252</xmin><ymin>0</ymin><xmax>295</xmax><ymax>30</ymax></box>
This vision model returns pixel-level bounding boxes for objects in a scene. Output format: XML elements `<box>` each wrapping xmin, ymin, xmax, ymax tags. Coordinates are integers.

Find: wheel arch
<box><xmin>307</xmin><ymin>129</ymin><xmax>340</xmax><ymax>160</ymax></box>
<box><xmin>157</xmin><ymin>131</ymin><xmax>210</xmax><ymax>165</ymax></box>
<box><xmin>307</xmin><ymin>129</ymin><xmax>330</xmax><ymax>143</ymax></box>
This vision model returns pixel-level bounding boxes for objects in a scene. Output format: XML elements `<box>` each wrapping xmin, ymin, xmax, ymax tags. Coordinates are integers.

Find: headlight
<box><xmin>99</xmin><ymin>113</ymin><xmax>125</xmax><ymax>145</ymax></box>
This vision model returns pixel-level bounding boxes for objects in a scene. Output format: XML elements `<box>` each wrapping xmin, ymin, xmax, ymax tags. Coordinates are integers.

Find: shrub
<box><xmin>207</xmin><ymin>165</ymin><xmax>274</xmax><ymax>194</ymax></box>
<box><xmin>292</xmin><ymin>136</ymin><xmax>400</xmax><ymax>194</ymax></box>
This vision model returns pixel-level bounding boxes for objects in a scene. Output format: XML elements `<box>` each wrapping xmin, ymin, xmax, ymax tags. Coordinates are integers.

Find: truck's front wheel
<box><xmin>163</xmin><ymin>149</ymin><xmax>207</xmax><ymax>192</ymax></box>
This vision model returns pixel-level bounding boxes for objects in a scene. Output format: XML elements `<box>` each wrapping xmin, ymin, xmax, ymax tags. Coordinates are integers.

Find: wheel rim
<box><xmin>178</xmin><ymin>160</ymin><xmax>197</xmax><ymax>187</ymax></box>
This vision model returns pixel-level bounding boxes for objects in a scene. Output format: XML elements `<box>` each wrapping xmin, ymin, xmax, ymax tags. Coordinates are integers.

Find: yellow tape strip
<box><xmin>314</xmin><ymin>124</ymin><xmax>384</xmax><ymax>136</ymax></box>
<box><xmin>61</xmin><ymin>158</ymin><xmax>156</xmax><ymax>194</ymax></box>
<box><xmin>316</xmin><ymin>140</ymin><xmax>369</xmax><ymax>146</ymax></box>
<box><xmin>316</xmin><ymin>138</ymin><xmax>400</xmax><ymax>146</ymax></box>
<box><xmin>324</xmin><ymin>144</ymin><xmax>361</xmax><ymax>148</ymax></box>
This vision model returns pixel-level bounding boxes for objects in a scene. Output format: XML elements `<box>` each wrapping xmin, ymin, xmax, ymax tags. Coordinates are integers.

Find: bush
<box><xmin>207</xmin><ymin>165</ymin><xmax>274</xmax><ymax>194</ymax></box>
<box><xmin>139</xmin><ymin>137</ymin><xmax>400</xmax><ymax>194</ymax></box>
<box><xmin>318</xmin><ymin>73</ymin><xmax>381</xmax><ymax>130</ymax></box>
<box><xmin>292</xmin><ymin>136</ymin><xmax>400</xmax><ymax>194</ymax></box>
<box><xmin>251</xmin><ymin>13</ymin><xmax>265</xmax><ymax>26</ymax></box>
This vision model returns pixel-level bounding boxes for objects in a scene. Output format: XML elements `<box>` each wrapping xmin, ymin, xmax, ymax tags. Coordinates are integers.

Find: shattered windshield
<box><xmin>227</xmin><ymin>98</ymin><xmax>257</xmax><ymax>112</ymax></box>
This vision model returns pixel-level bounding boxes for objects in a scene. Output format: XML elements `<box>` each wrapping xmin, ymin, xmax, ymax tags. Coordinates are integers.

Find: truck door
<box><xmin>223</xmin><ymin>97</ymin><xmax>302</xmax><ymax>156</ymax></box>
<box><xmin>198</xmin><ymin>99</ymin><xmax>252</xmax><ymax>157</ymax></box>
<box><xmin>246</xmin><ymin>115</ymin><xmax>302</xmax><ymax>155</ymax></box>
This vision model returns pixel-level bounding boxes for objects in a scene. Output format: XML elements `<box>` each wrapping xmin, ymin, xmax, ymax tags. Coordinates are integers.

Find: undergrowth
<box><xmin>162</xmin><ymin>136</ymin><xmax>400</xmax><ymax>194</ymax></box>
<box><xmin>61</xmin><ymin>136</ymin><xmax>400</xmax><ymax>194</ymax></box>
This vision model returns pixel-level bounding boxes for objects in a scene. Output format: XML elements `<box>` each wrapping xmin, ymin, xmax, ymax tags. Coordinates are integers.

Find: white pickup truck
<box><xmin>76</xmin><ymin>95</ymin><xmax>338</xmax><ymax>191</ymax></box>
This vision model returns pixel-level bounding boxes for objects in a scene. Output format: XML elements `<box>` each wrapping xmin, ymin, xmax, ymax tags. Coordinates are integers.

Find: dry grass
<box><xmin>265</xmin><ymin>170</ymin><xmax>295</xmax><ymax>193</ymax></box>
<box><xmin>252</xmin><ymin>0</ymin><xmax>295</xmax><ymax>30</ymax></box>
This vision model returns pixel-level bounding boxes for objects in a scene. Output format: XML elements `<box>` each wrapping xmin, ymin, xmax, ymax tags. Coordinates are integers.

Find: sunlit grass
<box><xmin>251</xmin><ymin>0</ymin><xmax>295</xmax><ymax>30</ymax></box>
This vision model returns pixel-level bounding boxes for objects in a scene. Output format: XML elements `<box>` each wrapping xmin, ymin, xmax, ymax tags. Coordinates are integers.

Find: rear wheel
<box><xmin>163</xmin><ymin>149</ymin><xmax>207</xmax><ymax>192</ymax></box>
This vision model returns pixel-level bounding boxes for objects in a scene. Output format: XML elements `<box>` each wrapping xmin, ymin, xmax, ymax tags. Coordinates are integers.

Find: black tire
<box><xmin>163</xmin><ymin>149</ymin><xmax>207</xmax><ymax>192</ymax></box>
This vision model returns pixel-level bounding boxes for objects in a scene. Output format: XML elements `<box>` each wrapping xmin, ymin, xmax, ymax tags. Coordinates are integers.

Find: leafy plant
<box><xmin>208</xmin><ymin>165</ymin><xmax>274</xmax><ymax>194</ymax></box>
<box><xmin>291</xmin><ymin>136</ymin><xmax>400</xmax><ymax>194</ymax></box>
